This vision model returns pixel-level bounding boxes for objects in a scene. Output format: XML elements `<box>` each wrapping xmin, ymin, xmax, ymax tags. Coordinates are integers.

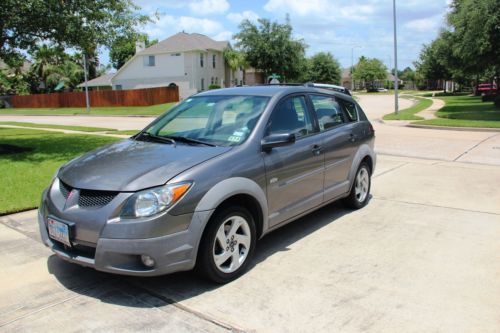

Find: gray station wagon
<box><xmin>38</xmin><ymin>85</ymin><xmax>376</xmax><ymax>283</ymax></box>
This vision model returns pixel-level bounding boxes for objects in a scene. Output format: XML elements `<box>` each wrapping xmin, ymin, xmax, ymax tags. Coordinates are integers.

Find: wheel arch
<box><xmin>192</xmin><ymin>177</ymin><xmax>268</xmax><ymax>260</ymax></box>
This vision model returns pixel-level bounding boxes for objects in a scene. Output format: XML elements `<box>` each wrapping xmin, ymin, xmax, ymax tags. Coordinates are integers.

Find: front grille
<box><xmin>59</xmin><ymin>180</ymin><xmax>72</xmax><ymax>199</ymax></box>
<box><xmin>78</xmin><ymin>189</ymin><xmax>118</xmax><ymax>207</ymax></box>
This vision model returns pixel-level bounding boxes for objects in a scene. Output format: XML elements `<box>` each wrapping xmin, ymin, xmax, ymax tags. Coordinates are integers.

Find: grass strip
<box><xmin>383</xmin><ymin>97</ymin><xmax>432</xmax><ymax>120</ymax></box>
<box><xmin>0</xmin><ymin>128</ymin><xmax>120</xmax><ymax>214</ymax></box>
<box><xmin>0</xmin><ymin>102</ymin><xmax>175</xmax><ymax>116</ymax></box>
<box><xmin>0</xmin><ymin>121</ymin><xmax>116</xmax><ymax>132</ymax></box>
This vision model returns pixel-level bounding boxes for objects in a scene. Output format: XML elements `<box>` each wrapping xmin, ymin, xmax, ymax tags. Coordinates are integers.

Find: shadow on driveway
<box><xmin>47</xmin><ymin>200</ymin><xmax>361</xmax><ymax>308</ymax></box>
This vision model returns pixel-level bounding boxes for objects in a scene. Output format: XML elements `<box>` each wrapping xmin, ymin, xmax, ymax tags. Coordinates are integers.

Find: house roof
<box><xmin>77</xmin><ymin>73</ymin><xmax>114</xmax><ymax>88</ymax></box>
<box><xmin>139</xmin><ymin>32</ymin><xmax>229</xmax><ymax>55</ymax></box>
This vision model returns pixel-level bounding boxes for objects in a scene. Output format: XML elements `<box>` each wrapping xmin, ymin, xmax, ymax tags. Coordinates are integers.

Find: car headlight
<box><xmin>121</xmin><ymin>182</ymin><xmax>192</xmax><ymax>218</ymax></box>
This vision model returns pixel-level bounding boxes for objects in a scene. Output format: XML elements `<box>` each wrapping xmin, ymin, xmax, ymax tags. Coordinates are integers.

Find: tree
<box><xmin>110</xmin><ymin>34</ymin><xmax>158</xmax><ymax>70</ymax></box>
<box><xmin>235</xmin><ymin>18</ymin><xmax>307</xmax><ymax>82</ymax></box>
<box><xmin>46</xmin><ymin>59</ymin><xmax>84</xmax><ymax>92</ymax></box>
<box><xmin>223</xmin><ymin>49</ymin><xmax>248</xmax><ymax>86</ymax></box>
<box><xmin>447</xmin><ymin>0</ymin><xmax>500</xmax><ymax>105</ymax></box>
<box><xmin>28</xmin><ymin>44</ymin><xmax>67</xmax><ymax>92</ymax></box>
<box><xmin>1</xmin><ymin>0</ymin><xmax>151</xmax><ymax>77</ymax></box>
<box><xmin>305</xmin><ymin>52</ymin><xmax>341</xmax><ymax>84</ymax></box>
<box><xmin>352</xmin><ymin>57</ymin><xmax>387</xmax><ymax>90</ymax></box>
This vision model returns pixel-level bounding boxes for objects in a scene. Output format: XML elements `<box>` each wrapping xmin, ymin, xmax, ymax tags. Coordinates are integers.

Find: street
<box><xmin>0</xmin><ymin>94</ymin><xmax>499</xmax><ymax>332</ymax></box>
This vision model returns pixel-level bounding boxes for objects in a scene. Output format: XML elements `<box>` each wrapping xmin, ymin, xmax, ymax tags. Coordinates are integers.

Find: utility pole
<box><xmin>393</xmin><ymin>0</ymin><xmax>399</xmax><ymax>114</ymax></box>
<box><xmin>82</xmin><ymin>53</ymin><xmax>90</xmax><ymax>114</ymax></box>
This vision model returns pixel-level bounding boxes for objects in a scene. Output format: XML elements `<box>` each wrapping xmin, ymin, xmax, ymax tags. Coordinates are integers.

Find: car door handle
<box><xmin>311</xmin><ymin>144</ymin><xmax>323</xmax><ymax>155</ymax></box>
<box><xmin>349</xmin><ymin>133</ymin><xmax>357</xmax><ymax>142</ymax></box>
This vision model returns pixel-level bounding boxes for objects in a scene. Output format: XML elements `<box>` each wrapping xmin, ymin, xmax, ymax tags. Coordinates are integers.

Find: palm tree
<box><xmin>46</xmin><ymin>60</ymin><xmax>84</xmax><ymax>92</ymax></box>
<box><xmin>29</xmin><ymin>44</ymin><xmax>65</xmax><ymax>92</ymax></box>
<box><xmin>224</xmin><ymin>49</ymin><xmax>248</xmax><ymax>86</ymax></box>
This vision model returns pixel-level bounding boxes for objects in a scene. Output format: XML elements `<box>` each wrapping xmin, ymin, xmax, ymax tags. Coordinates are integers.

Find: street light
<box><xmin>351</xmin><ymin>45</ymin><xmax>362</xmax><ymax>91</ymax></box>
<box><xmin>393</xmin><ymin>0</ymin><xmax>399</xmax><ymax>114</ymax></box>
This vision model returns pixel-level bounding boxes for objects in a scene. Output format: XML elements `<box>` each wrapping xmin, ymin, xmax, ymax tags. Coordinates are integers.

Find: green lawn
<box><xmin>0</xmin><ymin>121</ymin><xmax>116</xmax><ymax>132</ymax></box>
<box><xmin>0</xmin><ymin>128</ymin><xmax>120</xmax><ymax>215</ymax></box>
<box><xmin>105</xmin><ymin>129</ymin><xmax>141</xmax><ymax>135</ymax></box>
<box><xmin>383</xmin><ymin>97</ymin><xmax>432</xmax><ymax>120</ymax></box>
<box><xmin>413</xmin><ymin>95</ymin><xmax>500</xmax><ymax>128</ymax></box>
<box><xmin>0</xmin><ymin>102</ymin><xmax>176</xmax><ymax>116</ymax></box>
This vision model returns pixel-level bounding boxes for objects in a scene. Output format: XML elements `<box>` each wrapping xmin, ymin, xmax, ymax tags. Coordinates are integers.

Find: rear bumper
<box><xmin>38</xmin><ymin>206</ymin><xmax>213</xmax><ymax>277</ymax></box>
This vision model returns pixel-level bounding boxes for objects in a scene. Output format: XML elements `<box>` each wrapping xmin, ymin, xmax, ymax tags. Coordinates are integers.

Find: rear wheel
<box><xmin>345</xmin><ymin>162</ymin><xmax>371</xmax><ymax>209</ymax></box>
<box><xmin>197</xmin><ymin>206</ymin><xmax>256</xmax><ymax>283</ymax></box>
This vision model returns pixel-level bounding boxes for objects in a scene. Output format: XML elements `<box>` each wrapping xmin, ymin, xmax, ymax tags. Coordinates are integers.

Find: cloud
<box><xmin>226</xmin><ymin>10</ymin><xmax>260</xmax><ymax>24</ymax></box>
<box><xmin>212</xmin><ymin>30</ymin><xmax>234</xmax><ymax>41</ymax></box>
<box><xmin>188</xmin><ymin>0</ymin><xmax>230</xmax><ymax>15</ymax></box>
<box><xmin>403</xmin><ymin>16</ymin><xmax>443</xmax><ymax>33</ymax></box>
<box><xmin>264</xmin><ymin>0</ymin><xmax>329</xmax><ymax>17</ymax></box>
<box><xmin>143</xmin><ymin>15</ymin><xmax>225</xmax><ymax>40</ymax></box>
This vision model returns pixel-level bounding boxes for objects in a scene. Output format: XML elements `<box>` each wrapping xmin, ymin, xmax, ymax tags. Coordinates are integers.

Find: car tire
<box><xmin>196</xmin><ymin>205</ymin><xmax>256</xmax><ymax>284</ymax></box>
<box><xmin>344</xmin><ymin>162</ymin><xmax>371</xmax><ymax>209</ymax></box>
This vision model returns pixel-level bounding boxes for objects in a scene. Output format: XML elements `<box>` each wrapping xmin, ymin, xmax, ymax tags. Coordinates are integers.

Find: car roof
<box><xmin>195</xmin><ymin>85</ymin><xmax>355</xmax><ymax>101</ymax></box>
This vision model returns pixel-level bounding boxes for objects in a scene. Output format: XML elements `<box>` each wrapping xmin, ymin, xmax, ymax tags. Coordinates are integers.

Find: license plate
<box><xmin>47</xmin><ymin>218</ymin><xmax>71</xmax><ymax>246</ymax></box>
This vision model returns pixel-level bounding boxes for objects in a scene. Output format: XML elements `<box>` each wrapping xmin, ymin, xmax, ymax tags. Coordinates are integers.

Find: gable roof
<box><xmin>77</xmin><ymin>73</ymin><xmax>114</xmax><ymax>88</ymax></box>
<box><xmin>139</xmin><ymin>32</ymin><xmax>229</xmax><ymax>55</ymax></box>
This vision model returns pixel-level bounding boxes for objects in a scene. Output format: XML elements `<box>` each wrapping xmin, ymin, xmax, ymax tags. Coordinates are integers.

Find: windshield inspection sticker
<box><xmin>228</xmin><ymin>135</ymin><xmax>242</xmax><ymax>143</ymax></box>
<box><xmin>232</xmin><ymin>131</ymin><xmax>244</xmax><ymax>137</ymax></box>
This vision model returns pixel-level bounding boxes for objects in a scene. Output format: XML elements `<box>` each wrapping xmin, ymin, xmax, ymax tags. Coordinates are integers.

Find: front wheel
<box><xmin>344</xmin><ymin>162</ymin><xmax>371</xmax><ymax>209</ymax></box>
<box><xmin>196</xmin><ymin>206</ymin><xmax>256</xmax><ymax>283</ymax></box>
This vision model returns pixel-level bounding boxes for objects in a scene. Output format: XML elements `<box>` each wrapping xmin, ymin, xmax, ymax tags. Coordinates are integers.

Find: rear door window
<box><xmin>338</xmin><ymin>99</ymin><xmax>358</xmax><ymax>122</ymax></box>
<box><xmin>309</xmin><ymin>95</ymin><xmax>345</xmax><ymax>131</ymax></box>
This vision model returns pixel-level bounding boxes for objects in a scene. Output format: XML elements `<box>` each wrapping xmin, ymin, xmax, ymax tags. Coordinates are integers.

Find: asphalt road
<box><xmin>1</xmin><ymin>94</ymin><xmax>499</xmax><ymax>332</ymax></box>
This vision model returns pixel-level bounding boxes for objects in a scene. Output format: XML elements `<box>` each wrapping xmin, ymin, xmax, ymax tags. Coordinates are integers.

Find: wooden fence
<box><xmin>11</xmin><ymin>86</ymin><xmax>179</xmax><ymax>108</ymax></box>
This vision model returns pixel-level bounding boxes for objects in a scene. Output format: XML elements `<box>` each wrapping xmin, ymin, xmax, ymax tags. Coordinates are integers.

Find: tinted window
<box><xmin>339</xmin><ymin>99</ymin><xmax>358</xmax><ymax>122</ymax></box>
<box><xmin>147</xmin><ymin>95</ymin><xmax>269</xmax><ymax>146</ymax></box>
<box><xmin>268</xmin><ymin>96</ymin><xmax>313</xmax><ymax>138</ymax></box>
<box><xmin>310</xmin><ymin>95</ymin><xmax>345</xmax><ymax>131</ymax></box>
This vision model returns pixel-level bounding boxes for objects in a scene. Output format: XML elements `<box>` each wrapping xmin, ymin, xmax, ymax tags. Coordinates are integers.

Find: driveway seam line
<box><xmin>373</xmin><ymin>163</ymin><xmax>409</xmax><ymax>178</ymax></box>
<box><xmin>125</xmin><ymin>283</ymin><xmax>245</xmax><ymax>332</ymax></box>
<box><xmin>372</xmin><ymin>197</ymin><xmax>500</xmax><ymax>216</ymax></box>
<box><xmin>453</xmin><ymin>132</ymin><xmax>500</xmax><ymax>162</ymax></box>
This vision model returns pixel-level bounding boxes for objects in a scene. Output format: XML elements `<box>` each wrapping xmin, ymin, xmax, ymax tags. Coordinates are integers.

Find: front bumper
<box><xmin>38</xmin><ymin>187</ymin><xmax>214</xmax><ymax>277</ymax></box>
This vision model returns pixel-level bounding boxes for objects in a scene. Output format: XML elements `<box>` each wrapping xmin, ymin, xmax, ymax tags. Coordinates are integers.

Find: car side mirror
<box><xmin>261</xmin><ymin>133</ymin><xmax>295</xmax><ymax>151</ymax></box>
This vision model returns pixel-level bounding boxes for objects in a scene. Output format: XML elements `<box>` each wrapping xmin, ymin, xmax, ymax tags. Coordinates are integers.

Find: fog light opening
<box><xmin>140</xmin><ymin>254</ymin><xmax>155</xmax><ymax>268</ymax></box>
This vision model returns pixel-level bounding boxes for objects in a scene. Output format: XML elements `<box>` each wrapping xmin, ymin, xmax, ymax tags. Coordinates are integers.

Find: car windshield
<box><xmin>143</xmin><ymin>95</ymin><xmax>270</xmax><ymax>147</ymax></box>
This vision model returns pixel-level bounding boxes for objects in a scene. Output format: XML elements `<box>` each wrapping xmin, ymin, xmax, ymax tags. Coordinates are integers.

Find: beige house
<box><xmin>111</xmin><ymin>32</ymin><xmax>242</xmax><ymax>99</ymax></box>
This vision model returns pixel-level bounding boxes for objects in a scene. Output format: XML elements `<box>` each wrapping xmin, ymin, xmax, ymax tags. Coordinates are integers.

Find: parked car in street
<box><xmin>38</xmin><ymin>85</ymin><xmax>376</xmax><ymax>283</ymax></box>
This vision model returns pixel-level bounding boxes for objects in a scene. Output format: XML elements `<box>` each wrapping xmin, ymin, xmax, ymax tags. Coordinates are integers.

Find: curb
<box><xmin>407</xmin><ymin>123</ymin><xmax>500</xmax><ymax>132</ymax></box>
<box><xmin>0</xmin><ymin>114</ymin><xmax>156</xmax><ymax>118</ymax></box>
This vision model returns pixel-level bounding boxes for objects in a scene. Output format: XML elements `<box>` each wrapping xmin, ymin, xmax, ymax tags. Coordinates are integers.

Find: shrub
<box><xmin>208</xmin><ymin>84</ymin><xmax>221</xmax><ymax>90</ymax></box>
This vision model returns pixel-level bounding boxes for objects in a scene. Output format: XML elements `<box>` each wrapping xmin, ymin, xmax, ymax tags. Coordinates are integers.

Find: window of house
<box><xmin>310</xmin><ymin>95</ymin><xmax>345</xmax><ymax>131</ymax></box>
<box><xmin>201</xmin><ymin>78</ymin><xmax>205</xmax><ymax>91</ymax></box>
<box><xmin>213</xmin><ymin>54</ymin><xmax>216</xmax><ymax>68</ymax></box>
<box><xmin>200</xmin><ymin>53</ymin><xmax>204</xmax><ymax>67</ymax></box>
<box><xmin>211</xmin><ymin>77</ymin><xmax>214</xmax><ymax>85</ymax></box>
<box><xmin>215</xmin><ymin>77</ymin><xmax>218</xmax><ymax>84</ymax></box>
<box><xmin>143</xmin><ymin>55</ymin><xmax>155</xmax><ymax>67</ymax></box>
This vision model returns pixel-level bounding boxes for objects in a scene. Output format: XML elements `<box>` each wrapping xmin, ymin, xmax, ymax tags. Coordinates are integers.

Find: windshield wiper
<box><xmin>136</xmin><ymin>132</ymin><xmax>176</xmax><ymax>146</ymax></box>
<box><xmin>164</xmin><ymin>135</ymin><xmax>216</xmax><ymax>147</ymax></box>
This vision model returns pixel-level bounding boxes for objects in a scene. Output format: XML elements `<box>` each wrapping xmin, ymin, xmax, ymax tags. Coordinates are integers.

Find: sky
<box><xmin>101</xmin><ymin>0</ymin><xmax>452</xmax><ymax>71</ymax></box>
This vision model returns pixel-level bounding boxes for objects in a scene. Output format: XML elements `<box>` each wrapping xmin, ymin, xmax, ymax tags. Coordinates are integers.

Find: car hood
<box><xmin>59</xmin><ymin>139</ymin><xmax>231</xmax><ymax>192</ymax></box>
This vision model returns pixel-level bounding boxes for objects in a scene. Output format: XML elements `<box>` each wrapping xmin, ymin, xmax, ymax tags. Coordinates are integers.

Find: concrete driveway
<box><xmin>1</xmin><ymin>94</ymin><xmax>499</xmax><ymax>332</ymax></box>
